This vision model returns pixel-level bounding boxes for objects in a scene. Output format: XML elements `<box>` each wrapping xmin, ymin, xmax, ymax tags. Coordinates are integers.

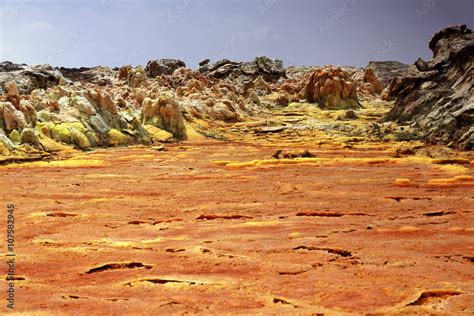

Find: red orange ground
<box><xmin>0</xmin><ymin>140</ymin><xmax>473</xmax><ymax>314</ymax></box>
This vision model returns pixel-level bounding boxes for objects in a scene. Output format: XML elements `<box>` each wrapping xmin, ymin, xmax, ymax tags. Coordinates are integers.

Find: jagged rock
<box><xmin>0</xmin><ymin>63</ymin><xmax>63</xmax><ymax>94</ymax></box>
<box><xmin>199</xmin><ymin>59</ymin><xmax>210</xmax><ymax>66</ymax></box>
<box><xmin>70</xmin><ymin>95</ymin><xmax>97</xmax><ymax>115</ymax></box>
<box><xmin>157</xmin><ymin>94</ymin><xmax>187</xmax><ymax>139</ymax></box>
<box><xmin>0</xmin><ymin>129</ymin><xmax>15</xmax><ymax>155</ymax></box>
<box><xmin>144</xmin><ymin>125</ymin><xmax>173</xmax><ymax>143</ymax></box>
<box><xmin>9</xmin><ymin>130</ymin><xmax>21</xmax><ymax>144</ymax></box>
<box><xmin>415</xmin><ymin>58</ymin><xmax>429</xmax><ymax>72</ymax></box>
<box><xmin>265</xmin><ymin>92</ymin><xmax>290</xmax><ymax>106</ymax></box>
<box><xmin>209</xmin><ymin>102</ymin><xmax>238</xmax><ymax>122</ymax></box>
<box><xmin>303</xmin><ymin>66</ymin><xmax>361</xmax><ymax>109</ymax></box>
<box><xmin>146</xmin><ymin>59</ymin><xmax>186</xmax><ymax>78</ymax></box>
<box><xmin>107</xmin><ymin>128</ymin><xmax>132</xmax><ymax>146</ymax></box>
<box><xmin>2</xmin><ymin>101</ymin><xmax>27</xmax><ymax>133</ymax></box>
<box><xmin>352</xmin><ymin>68</ymin><xmax>384</xmax><ymax>98</ymax></box>
<box><xmin>20</xmin><ymin>128</ymin><xmax>40</xmax><ymax>146</ymax></box>
<box><xmin>202</xmin><ymin>56</ymin><xmax>286</xmax><ymax>83</ymax></box>
<box><xmin>385</xmin><ymin>25</ymin><xmax>474</xmax><ymax>149</ymax></box>
<box><xmin>59</xmin><ymin>66</ymin><xmax>115</xmax><ymax>86</ymax></box>
<box><xmin>128</xmin><ymin>67</ymin><xmax>148</xmax><ymax>88</ymax></box>
<box><xmin>117</xmin><ymin>65</ymin><xmax>132</xmax><ymax>81</ymax></box>
<box><xmin>142</xmin><ymin>94</ymin><xmax>186</xmax><ymax>139</ymax></box>
<box><xmin>5</xmin><ymin>81</ymin><xmax>21</xmax><ymax>108</ymax></box>
<box><xmin>365</xmin><ymin>61</ymin><xmax>410</xmax><ymax>87</ymax></box>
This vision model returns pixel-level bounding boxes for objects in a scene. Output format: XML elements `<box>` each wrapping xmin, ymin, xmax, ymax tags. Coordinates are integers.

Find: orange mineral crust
<box><xmin>1</xmin><ymin>141</ymin><xmax>473</xmax><ymax>314</ymax></box>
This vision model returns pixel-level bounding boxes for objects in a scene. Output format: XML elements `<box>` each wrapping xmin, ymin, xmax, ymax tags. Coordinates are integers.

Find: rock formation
<box><xmin>0</xmin><ymin>62</ymin><xmax>63</xmax><ymax>94</ymax></box>
<box><xmin>200</xmin><ymin>56</ymin><xmax>286</xmax><ymax>83</ymax></box>
<box><xmin>365</xmin><ymin>61</ymin><xmax>410</xmax><ymax>87</ymax></box>
<box><xmin>303</xmin><ymin>66</ymin><xmax>361</xmax><ymax>109</ymax></box>
<box><xmin>59</xmin><ymin>66</ymin><xmax>116</xmax><ymax>86</ymax></box>
<box><xmin>385</xmin><ymin>25</ymin><xmax>473</xmax><ymax>149</ymax></box>
<box><xmin>146</xmin><ymin>59</ymin><xmax>186</xmax><ymax>78</ymax></box>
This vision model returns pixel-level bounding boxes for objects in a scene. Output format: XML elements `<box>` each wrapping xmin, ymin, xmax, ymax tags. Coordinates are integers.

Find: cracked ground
<box><xmin>1</xmin><ymin>135</ymin><xmax>473</xmax><ymax>315</ymax></box>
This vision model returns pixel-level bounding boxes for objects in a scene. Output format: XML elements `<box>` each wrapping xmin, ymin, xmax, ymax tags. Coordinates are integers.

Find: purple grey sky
<box><xmin>0</xmin><ymin>0</ymin><xmax>472</xmax><ymax>68</ymax></box>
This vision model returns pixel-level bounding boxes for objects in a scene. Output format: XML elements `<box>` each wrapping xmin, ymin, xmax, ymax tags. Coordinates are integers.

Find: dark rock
<box><xmin>59</xmin><ymin>66</ymin><xmax>115</xmax><ymax>86</ymax></box>
<box><xmin>198</xmin><ymin>59</ymin><xmax>210</xmax><ymax>66</ymax></box>
<box><xmin>415</xmin><ymin>57</ymin><xmax>429</xmax><ymax>72</ymax></box>
<box><xmin>202</xmin><ymin>56</ymin><xmax>286</xmax><ymax>83</ymax></box>
<box><xmin>145</xmin><ymin>59</ymin><xmax>186</xmax><ymax>77</ymax></box>
<box><xmin>0</xmin><ymin>61</ymin><xmax>26</xmax><ymax>72</ymax></box>
<box><xmin>365</xmin><ymin>61</ymin><xmax>410</xmax><ymax>87</ymax></box>
<box><xmin>385</xmin><ymin>25</ymin><xmax>474</xmax><ymax>149</ymax></box>
<box><xmin>0</xmin><ymin>64</ymin><xmax>64</xmax><ymax>95</ymax></box>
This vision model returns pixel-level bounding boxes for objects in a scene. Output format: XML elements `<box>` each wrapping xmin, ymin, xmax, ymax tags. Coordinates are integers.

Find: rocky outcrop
<box><xmin>385</xmin><ymin>25</ymin><xmax>473</xmax><ymax>149</ymax></box>
<box><xmin>303</xmin><ymin>66</ymin><xmax>361</xmax><ymax>109</ymax></box>
<box><xmin>365</xmin><ymin>61</ymin><xmax>410</xmax><ymax>87</ymax></box>
<box><xmin>59</xmin><ymin>66</ymin><xmax>116</xmax><ymax>86</ymax></box>
<box><xmin>352</xmin><ymin>67</ymin><xmax>385</xmax><ymax>99</ymax></box>
<box><xmin>200</xmin><ymin>56</ymin><xmax>286</xmax><ymax>83</ymax></box>
<box><xmin>146</xmin><ymin>59</ymin><xmax>186</xmax><ymax>78</ymax></box>
<box><xmin>0</xmin><ymin>62</ymin><xmax>63</xmax><ymax>94</ymax></box>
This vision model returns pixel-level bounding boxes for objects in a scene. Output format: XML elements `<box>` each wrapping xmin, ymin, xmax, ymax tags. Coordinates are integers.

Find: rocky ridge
<box><xmin>0</xmin><ymin>25</ymin><xmax>472</xmax><ymax>163</ymax></box>
<box><xmin>385</xmin><ymin>24</ymin><xmax>473</xmax><ymax>149</ymax></box>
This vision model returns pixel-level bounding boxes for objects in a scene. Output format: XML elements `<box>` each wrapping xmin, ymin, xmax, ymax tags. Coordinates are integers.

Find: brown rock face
<box><xmin>117</xmin><ymin>65</ymin><xmax>132</xmax><ymax>81</ymax></box>
<box><xmin>142</xmin><ymin>94</ymin><xmax>187</xmax><ymax>140</ymax></box>
<box><xmin>304</xmin><ymin>66</ymin><xmax>361</xmax><ymax>109</ymax></box>
<box><xmin>146</xmin><ymin>59</ymin><xmax>186</xmax><ymax>78</ymax></box>
<box><xmin>385</xmin><ymin>25</ymin><xmax>474</xmax><ymax>149</ymax></box>
<box><xmin>5</xmin><ymin>81</ymin><xmax>21</xmax><ymax>109</ymax></box>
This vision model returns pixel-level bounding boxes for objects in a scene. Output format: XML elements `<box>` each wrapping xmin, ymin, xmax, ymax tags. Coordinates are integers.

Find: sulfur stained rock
<box><xmin>353</xmin><ymin>67</ymin><xmax>385</xmax><ymax>98</ymax></box>
<box><xmin>142</xmin><ymin>94</ymin><xmax>186</xmax><ymax>140</ymax></box>
<box><xmin>70</xmin><ymin>95</ymin><xmax>96</xmax><ymax>116</ymax></box>
<box><xmin>158</xmin><ymin>94</ymin><xmax>187</xmax><ymax>140</ymax></box>
<box><xmin>5</xmin><ymin>81</ymin><xmax>21</xmax><ymax>109</ymax></box>
<box><xmin>2</xmin><ymin>101</ymin><xmax>27</xmax><ymax>133</ymax></box>
<box><xmin>144</xmin><ymin>125</ymin><xmax>173</xmax><ymax>143</ymax></box>
<box><xmin>107</xmin><ymin>128</ymin><xmax>132</xmax><ymax>146</ymax></box>
<box><xmin>9</xmin><ymin>130</ymin><xmax>21</xmax><ymax>144</ymax></box>
<box><xmin>118</xmin><ymin>65</ymin><xmax>132</xmax><ymax>81</ymax></box>
<box><xmin>20</xmin><ymin>128</ymin><xmax>40</xmax><ymax>146</ymax></box>
<box><xmin>94</xmin><ymin>90</ymin><xmax>118</xmax><ymax>114</ymax></box>
<box><xmin>128</xmin><ymin>67</ymin><xmax>148</xmax><ymax>88</ymax></box>
<box><xmin>209</xmin><ymin>102</ymin><xmax>238</xmax><ymax>122</ymax></box>
<box><xmin>304</xmin><ymin>66</ymin><xmax>361</xmax><ymax>109</ymax></box>
<box><xmin>266</xmin><ymin>92</ymin><xmax>290</xmax><ymax>106</ymax></box>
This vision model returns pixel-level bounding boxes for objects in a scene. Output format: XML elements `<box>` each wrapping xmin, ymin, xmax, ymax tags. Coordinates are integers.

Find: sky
<box><xmin>0</xmin><ymin>0</ymin><xmax>472</xmax><ymax>68</ymax></box>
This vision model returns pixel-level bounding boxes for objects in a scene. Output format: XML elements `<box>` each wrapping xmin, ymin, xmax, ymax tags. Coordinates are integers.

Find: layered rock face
<box><xmin>366</xmin><ymin>61</ymin><xmax>410</xmax><ymax>87</ymax></box>
<box><xmin>59</xmin><ymin>66</ymin><xmax>116</xmax><ymax>86</ymax></box>
<box><xmin>303</xmin><ymin>66</ymin><xmax>361</xmax><ymax>109</ymax></box>
<box><xmin>199</xmin><ymin>56</ymin><xmax>286</xmax><ymax>83</ymax></box>
<box><xmin>385</xmin><ymin>25</ymin><xmax>474</xmax><ymax>149</ymax></box>
<box><xmin>0</xmin><ymin>62</ymin><xmax>63</xmax><ymax>94</ymax></box>
<box><xmin>146</xmin><ymin>59</ymin><xmax>186</xmax><ymax>77</ymax></box>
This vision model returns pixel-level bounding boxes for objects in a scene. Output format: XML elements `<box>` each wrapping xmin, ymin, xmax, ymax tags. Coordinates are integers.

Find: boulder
<box><xmin>2</xmin><ymin>101</ymin><xmax>27</xmax><ymax>133</ymax></box>
<box><xmin>128</xmin><ymin>67</ymin><xmax>148</xmax><ymax>88</ymax></box>
<box><xmin>146</xmin><ymin>59</ymin><xmax>186</xmax><ymax>77</ymax></box>
<box><xmin>5</xmin><ymin>81</ymin><xmax>21</xmax><ymax>108</ymax></box>
<box><xmin>142</xmin><ymin>94</ymin><xmax>187</xmax><ymax>140</ymax></box>
<box><xmin>303</xmin><ymin>66</ymin><xmax>361</xmax><ymax>109</ymax></box>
